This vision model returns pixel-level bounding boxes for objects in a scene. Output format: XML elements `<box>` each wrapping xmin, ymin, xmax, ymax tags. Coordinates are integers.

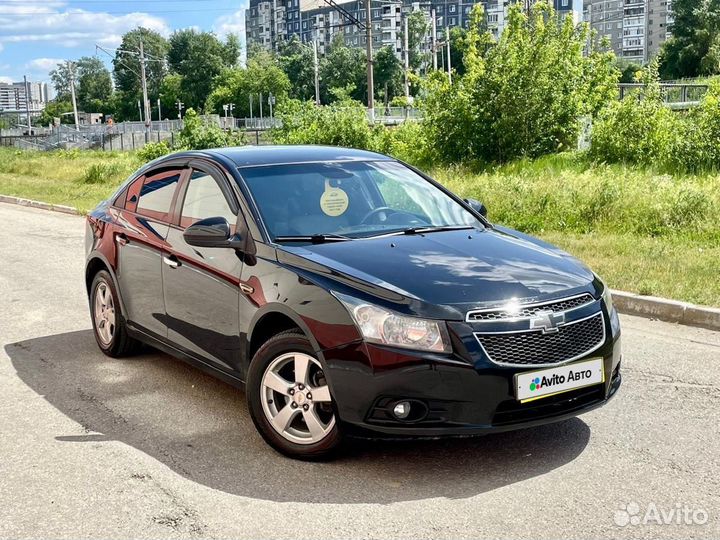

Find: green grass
<box><xmin>0</xmin><ymin>148</ymin><xmax>138</xmax><ymax>213</ymax></box>
<box><xmin>0</xmin><ymin>148</ymin><xmax>718</xmax><ymax>306</ymax></box>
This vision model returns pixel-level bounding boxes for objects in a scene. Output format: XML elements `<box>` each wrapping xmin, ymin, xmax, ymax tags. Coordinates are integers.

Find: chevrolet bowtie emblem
<box><xmin>529</xmin><ymin>310</ymin><xmax>565</xmax><ymax>334</ymax></box>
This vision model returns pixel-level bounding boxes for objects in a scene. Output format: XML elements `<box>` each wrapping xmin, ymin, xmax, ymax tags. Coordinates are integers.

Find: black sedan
<box><xmin>85</xmin><ymin>146</ymin><xmax>622</xmax><ymax>459</ymax></box>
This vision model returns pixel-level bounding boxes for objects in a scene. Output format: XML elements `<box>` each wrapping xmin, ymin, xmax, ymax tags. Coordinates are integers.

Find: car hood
<box><xmin>277</xmin><ymin>227</ymin><xmax>597</xmax><ymax>319</ymax></box>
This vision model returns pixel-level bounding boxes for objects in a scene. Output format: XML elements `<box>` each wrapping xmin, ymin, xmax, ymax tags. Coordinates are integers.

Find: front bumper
<box><xmin>321</xmin><ymin>315</ymin><xmax>622</xmax><ymax>439</ymax></box>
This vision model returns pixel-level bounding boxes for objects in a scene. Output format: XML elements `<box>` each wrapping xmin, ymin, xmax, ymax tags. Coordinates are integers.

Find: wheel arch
<box><xmin>85</xmin><ymin>253</ymin><xmax>127</xmax><ymax>317</ymax></box>
<box><xmin>247</xmin><ymin>304</ymin><xmax>323</xmax><ymax>363</ymax></box>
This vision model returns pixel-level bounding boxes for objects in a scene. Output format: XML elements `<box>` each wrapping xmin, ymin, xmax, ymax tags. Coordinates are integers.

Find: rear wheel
<box><xmin>247</xmin><ymin>330</ymin><xmax>342</xmax><ymax>460</ymax></box>
<box><xmin>89</xmin><ymin>270</ymin><xmax>140</xmax><ymax>357</ymax></box>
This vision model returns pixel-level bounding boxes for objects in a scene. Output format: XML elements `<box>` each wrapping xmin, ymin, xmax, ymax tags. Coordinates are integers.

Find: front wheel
<box><xmin>247</xmin><ymin>330</ymin><xmax>343</xmax><ymax>460</ymax></box>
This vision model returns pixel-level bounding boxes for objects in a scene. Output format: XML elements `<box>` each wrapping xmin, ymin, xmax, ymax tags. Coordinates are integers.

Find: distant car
<box><xmin>85</xmin><ymin>146</ymin><xmax>622</xmax><ymax>459</ymax></box>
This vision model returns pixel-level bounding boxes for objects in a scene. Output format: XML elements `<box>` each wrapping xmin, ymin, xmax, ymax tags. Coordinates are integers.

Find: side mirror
<box><xmin>184</xmin><ymin>216</ymin><xmax>244</xmax><ymax>249</ymax></box>
<box><xmin>464</xmin><ymin>198</ymin><xmax>488</xmax><ymax>218</ymax></box>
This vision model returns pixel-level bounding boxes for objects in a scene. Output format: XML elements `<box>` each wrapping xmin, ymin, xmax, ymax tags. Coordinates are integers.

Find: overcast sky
<box><xmin>0</xmin><ymin>0</ymin><xmax>247</xmax><ymax>86</ymax></box>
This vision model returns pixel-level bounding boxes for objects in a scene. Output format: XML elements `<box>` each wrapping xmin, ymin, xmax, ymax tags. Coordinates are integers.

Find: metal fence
<box><xmin>619</xmin><ymin>83</ymin><xmax>709</xmax><ymax>109</ymax></box>
<box><xmin>1</xmin><ymin>108</ymin><xmax>424</xmax><ymax>152</ymax></box>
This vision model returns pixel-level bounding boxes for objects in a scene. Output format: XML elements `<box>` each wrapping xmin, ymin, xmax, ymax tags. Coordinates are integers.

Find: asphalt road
<box><xmin>1</xmin><ymin>201</ymin><xmax>719</xmax><ymax>540</ymax></box>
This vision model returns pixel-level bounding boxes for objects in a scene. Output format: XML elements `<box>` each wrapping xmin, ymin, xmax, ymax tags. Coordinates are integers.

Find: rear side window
<box><xmin>180</xmin><ymin>170</ymin><xmax>236</xmax><ymax>229</ymax></box>
<box><xmin>135</xmin><ymin>170</ymin><xmax>182</xmax><ymax>221</ymax></box>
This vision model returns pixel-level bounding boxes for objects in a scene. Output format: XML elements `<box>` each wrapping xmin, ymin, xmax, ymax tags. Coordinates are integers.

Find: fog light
<box><xmin>393</xmin><ymin>401</ymin><xmax>411</xmax><ymax>420</ymax></box>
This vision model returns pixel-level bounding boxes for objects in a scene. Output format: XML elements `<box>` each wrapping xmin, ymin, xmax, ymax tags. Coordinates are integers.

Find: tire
<box><xmin>247</xmin><ymin>330</ymin><xmax>343</xmax><ymax>460</ymax></box>
<box><xmin>89</xmin><ymin>270</ymin><xmax>140</xmax><ymax>358</ymax></box>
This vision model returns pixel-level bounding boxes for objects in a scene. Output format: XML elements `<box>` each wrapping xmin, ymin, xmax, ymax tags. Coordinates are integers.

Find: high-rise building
<box><xmin>583</xmin><ymin>0</ymin><xmax>673</xmax><ymax>63</ymax></box>
<box><xmin>245</xmin><ymin>0</ymin><xmax>584</xmax><ymax>58</ymax></box>
<box><xmin>0</xmin><ymin>81</ymin><xmax>49</xmax><ymax>114</ymax></box>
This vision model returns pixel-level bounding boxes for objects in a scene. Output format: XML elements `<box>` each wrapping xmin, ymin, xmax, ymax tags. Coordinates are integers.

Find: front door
<box><xmin>162</xmin><ymin>166</ymin><xmax>243</xmax><ymax>371</ymax></box>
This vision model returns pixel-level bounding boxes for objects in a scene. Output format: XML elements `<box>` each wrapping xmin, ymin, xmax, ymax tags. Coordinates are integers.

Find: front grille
<box><xmin>475</xmin><ymin>312</ymin><xmax>605</xmax><ymax>366</ymax></box>
<box><xmin>467</xmin><ymin>293</ymin><xmax>594</xmax><ymax>321</ymax></box>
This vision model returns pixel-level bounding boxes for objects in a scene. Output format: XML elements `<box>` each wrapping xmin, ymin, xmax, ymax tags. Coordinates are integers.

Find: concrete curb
<box><xmin>1</xmin><ymin>192</ymin><xmax>718</xmax><ymax>331</ymax></box>
<box><xmin>612</xmin><ymin>290</ymin><xmax>720</xmax><ymax>331</ymax></box>
<box><xmin>0</xmin><ymin>195</ymin><xmax>79</xmax><ymax>215</ymax></box>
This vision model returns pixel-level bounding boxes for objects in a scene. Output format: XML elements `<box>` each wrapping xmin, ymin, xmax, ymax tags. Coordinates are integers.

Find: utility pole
<box><xmin>268</xmin><ymin>93</ymin><xmax>274</xmax><ymax>120</ymax></box>
<box><xmin>446</xmin><ymin>26</ymin><xmax>452</xmax><ymax>85</ymax></box>
<box><xmin>259</xmin><ymin>92</ymin><xmax>264</xmax><ymax>120</ymax></box>
<box><xmin>403</xmin><ymin>15</ymin><xmax>410</xmax><ymax>100</ymax></box>
<box><xmin>139</xmin><ymin>41</ymin><xmax>151</xmax><ymax>141</ymax></box>
<box><xmin>157</xmin><ymin>98</ymin><xmax>162</xmax><ymax>121</ymax></box>
<box><xmin>138</xmin><ymin>100</ymin><xmax>142</xmax><ymax>121</ymax></box>
<box><xmin>66</xmin><ymin>64</ymin><xmax>80</xmax><ymax>131</ymax></box>
<box><xmin>176</xmin><ymin>100</ymin><xmax>184</xmax><ymax>120</ymax></box>
<box><xmin>365</xmin><ymin>0</ymin><xmax>375</xmax><ymax>121</ymax></box>
<box><xmin>23</xmin><ymin>76</ymin><xmax>32</xmax><ymax>132</ymax></box>
<box><xmin>249</xmin><ymin>94</ymin><xmax>254</xmax><ymax>120</ymax></box>
<box><xmin>313</xmin><ymin>39</ymin><xmax>321</xmax><ymax>105</ymax></box>
<box><xmin>431</xmin><ymin>9</ymin><xmax>437</xmax><ymax>71</ymax></box>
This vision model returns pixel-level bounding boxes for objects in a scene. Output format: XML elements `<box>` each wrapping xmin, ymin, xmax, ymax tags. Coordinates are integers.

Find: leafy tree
<box><xmin>49</xmin><ymin>62</ymin><xmax>73</xmax><ymax>101</ymax></box>
<box><xmin>75</xmin><ymin>57</ymin><xmax>113</xmax><ymax>112</ymax></box>
<box><xmin>319</xmin><ymin>35</ymin><xmax>367</xmax><ymax>103</ymax></box>
<box><xmin>113</xmin><ymin>28</ymin><xmax>169</xmax><ymax>120</ymax></box>
<box><xmin>278</xmin><ymin>36</ymin><xmax>317</xmax><ymax>101</ymax></box>
<box><xmin>619</xmin><ymin>61</ymin><xmax>643</xmax><ymax>83</ymax></box>
<box><xmin>159</xmin><ymin>73</ymin><xmax>183</xmax><ymax>119</ymax></box>
<box><xmin>402</xmin><ymin>10</ymin><xmax>429</xmax><ymax>72</ymax></box>
<box><xmin>448</xmin><ymin>27</ymin><xmax>469</xmax><ymax>77</ymax></box>
<box><xmin>374</xmin><ymin>46</ymin><xmax>404</xmax><ymax>104</ymax></box>
<box><xmin>423</xmin><ymin>1</ymin><xmax>619</xmax><ymax>163</ymax></box>
<box><xmin>168</xmin><ymin>29</ymin><xmax>240</xmax><ymax>111</ymax></box>
<box><xmin>36</xmin><ymin>100</ymin><xmax>74</xmax><ymax>126</ymax></box>
<box><xmin>660</xmin><ymin>0</ymin><xmax>720</xmax><ymax>78</ymax></box>
<box><xmin>206</xmin><ymin>50</ymin><xmax>290</xmax><ymax>117</ymax></box>
<box><xmin>49</xmin><ymin>57</ymin><xmax>113</xmax><ymax>113</ymax></box>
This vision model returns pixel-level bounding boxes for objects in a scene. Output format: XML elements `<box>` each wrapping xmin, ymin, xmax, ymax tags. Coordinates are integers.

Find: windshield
<box><xmin>239</xmin><ymin>160</ymin><xmax>483</xmax><ymax>241</ymax></box>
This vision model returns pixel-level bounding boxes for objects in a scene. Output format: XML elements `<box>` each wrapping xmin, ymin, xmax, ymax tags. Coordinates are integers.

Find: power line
<box><xmin>1</xmin><ymin>7</ymin><xmax>242</xmax><ymax>15</ymax></box>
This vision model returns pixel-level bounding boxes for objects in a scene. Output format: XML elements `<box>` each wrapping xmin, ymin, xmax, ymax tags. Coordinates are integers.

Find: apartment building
<box><xmin>246</xmin><ymin>0</ymin><xmax>583</xmax><ymax>58</ymax></box>
<box><xmin>583</xmin><ymin>0</ymin><xmax>673</xmax><ymax>63</ymax></box>
<box><xmin>0</xmin><ymin>81</ymin><xmax>48</xmax><ymax>114</ymax></box>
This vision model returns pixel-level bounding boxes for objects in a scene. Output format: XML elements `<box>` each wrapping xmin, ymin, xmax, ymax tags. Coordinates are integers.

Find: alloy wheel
<box><xmin>94</xmin><ymin>281</ymin><xmax>116</xmax><ymax>346</ymax></box>
<box><xmin>260</xmin><ymin>352</ymin><xmax>335</xmax><ymax>445</ymax></box>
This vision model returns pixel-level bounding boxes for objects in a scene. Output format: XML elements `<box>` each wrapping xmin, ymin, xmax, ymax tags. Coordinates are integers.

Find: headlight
<box><xmin>334</xmin><ymin>293</ymin><xmax>451</xmax><ymax>353</ymax></box>
<box><xmin>601</xmin><ymin>281</ymin><xmax>614</xmax><ymax>313</ymax></box>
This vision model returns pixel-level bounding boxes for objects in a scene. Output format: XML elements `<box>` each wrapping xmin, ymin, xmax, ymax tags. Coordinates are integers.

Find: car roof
<box><xmin>205</xmin><ymin>145</ymin><xmax>393</xmax><ymax>168</ymax></box>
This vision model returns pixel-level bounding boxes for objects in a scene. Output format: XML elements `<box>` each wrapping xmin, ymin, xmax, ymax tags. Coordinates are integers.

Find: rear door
<box><xmin>162</xmin><ymin>163</ymin><xmax>243</xmax><ymax>371</ymax></box>
<box><xmin>115</xmin><ymin>167</ymin><xmax>185</xmax><ymax>339</ymax></box>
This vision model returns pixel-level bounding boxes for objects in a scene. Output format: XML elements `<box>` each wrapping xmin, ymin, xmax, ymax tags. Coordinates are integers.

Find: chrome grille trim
<box><xmin>474</xmin><ymin>312</ymin><xmax>606</xmax><ymax>367</ymax></box>
<box><xmin>466</xmin><ymin>293</ymin><xmax>595</xmax><ymax>323</ymax></box>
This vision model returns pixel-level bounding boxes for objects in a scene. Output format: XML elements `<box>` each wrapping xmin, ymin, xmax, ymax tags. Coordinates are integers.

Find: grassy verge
<box><xmin>0</xmin><ymin>148</ymin><xmax>137</xmax><ymax>214</ymax></box>
<box><xmin>0</xmin><ymin>148</ymin><xmax>717</xmax><ymax>306</ymax></box>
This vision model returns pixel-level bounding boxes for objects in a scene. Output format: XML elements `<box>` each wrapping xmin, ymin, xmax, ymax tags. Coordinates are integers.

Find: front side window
<box><xmin>180</xmin><ymin>170</ymin><xmax>237</xmax><ymax>229</ymax></box>
<box><xmin>240</xmin><ymin>161</ymin><xmax>482</xmax><ymax>240</ymax></box>
<box><xmin>135</xmin><ymin>170</ymin><xmax>182</xmax><ymax>221</ymax></box>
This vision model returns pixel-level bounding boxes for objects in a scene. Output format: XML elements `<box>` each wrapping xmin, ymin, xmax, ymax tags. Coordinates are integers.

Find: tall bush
<box><xmin>667</xmin><ymin>81</ymin><xmax>720</xmax><ymax>172</ymax></box>
<box><xmin>271</xmin><ymin>99</ymin><xmax>376</xmax><ymax>149</ymax></box>
<box><xmin>422</xmin><ymin>2</ymin><xmax>619</xmax><ymax>164</ymax></box>
<box><xmin>177</xmin><ymin>108</ymin><xmax>245</xmax><ymax>150</ymax></box>
<box><xmin>590</xmin><ymin>64</ymin><xmax>678</xmax><ymax>166</ymax></box>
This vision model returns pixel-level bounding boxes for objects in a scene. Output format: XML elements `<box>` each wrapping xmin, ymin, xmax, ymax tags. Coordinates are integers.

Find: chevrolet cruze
<box><xmin>85</xmin><ymin>146</ymin><xmax>622</xmax><ymax>459</ymax></box>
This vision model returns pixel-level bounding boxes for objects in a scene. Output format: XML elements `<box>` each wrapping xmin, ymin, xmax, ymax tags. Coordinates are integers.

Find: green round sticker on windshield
<box><xmin>320</xmin><ymin>181</ymin><xmax>349</xmax><ymax>217</ymax></box>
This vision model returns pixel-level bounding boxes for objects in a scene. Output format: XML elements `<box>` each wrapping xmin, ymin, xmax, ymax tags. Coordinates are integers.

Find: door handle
<box><xmin>116</xmin><ymin>233</ymin><xmax>128</xmax><ymax>246</ymax></box>
<box><xmin>163</xmin><ymin>255</ymin><xmax>181</xmax><ymax>268</ymax></box>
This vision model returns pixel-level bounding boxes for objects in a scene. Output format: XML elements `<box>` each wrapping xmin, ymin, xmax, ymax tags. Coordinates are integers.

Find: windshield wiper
<box><xmin>274</xmin><ymin>233</ymin><xmax>354</xmax><ymax>244</ymax></box>
<box><xmin>399</xmin><ymin>225</ymin><xmax>476</xmax><ymax>236</ymax></box>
